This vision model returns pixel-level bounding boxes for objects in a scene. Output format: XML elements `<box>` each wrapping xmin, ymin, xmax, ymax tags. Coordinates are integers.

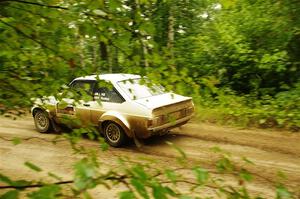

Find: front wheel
<box><xmin>34</xmin><ymin>110</ymin><xmax>52</xmax><ymax>133</ymax></box>
<box><xmin>103</xmin><ymin>122</ymin><xmax>126</xmax><ymax>147</ymax></box>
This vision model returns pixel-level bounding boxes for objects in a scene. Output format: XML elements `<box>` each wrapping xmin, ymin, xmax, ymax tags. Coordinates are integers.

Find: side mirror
<box><xmin>94</xmin><ymin>92</ymin><xmax>100</xmax><ymax>100</ymax></box>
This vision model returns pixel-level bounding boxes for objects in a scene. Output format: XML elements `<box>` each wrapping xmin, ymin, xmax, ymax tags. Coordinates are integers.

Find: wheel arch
<box><xmin>32</xmin><ymin>107</ymin><xmax>49</xmax><ymax>117</ymax></box>
<box><xmin>99</xmin><ymin>111</ymin><xmax>133</xmax><ymax>138</ymax></box>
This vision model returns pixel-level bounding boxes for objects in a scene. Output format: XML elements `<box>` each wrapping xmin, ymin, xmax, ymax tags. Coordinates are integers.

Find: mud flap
<box><xmin>50</xmin><ymin>118</ymin><xmax>61</xmax><ymax>133</ymax></box>
<box><xmin>132</xmin><ymin>131</ymin><xmax>143</xmax><ymax>148</ymax></box>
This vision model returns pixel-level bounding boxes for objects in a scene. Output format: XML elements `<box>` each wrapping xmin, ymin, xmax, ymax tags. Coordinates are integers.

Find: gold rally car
<box><xmin>32</xmin><ymin>74</ymin><xmax>194</xmax><ymax>147</ymax></box>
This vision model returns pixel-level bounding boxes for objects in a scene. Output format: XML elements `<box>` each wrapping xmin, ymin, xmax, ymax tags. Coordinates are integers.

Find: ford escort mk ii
<box><xmin>32</xmin><ymin>74</ymin><xmax>194</xmax><ymax>147</ymax></box>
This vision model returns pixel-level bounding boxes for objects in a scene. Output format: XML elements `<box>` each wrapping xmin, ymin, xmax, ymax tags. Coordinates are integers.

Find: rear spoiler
<box><xmin>152</xmin><ymin>98</ymin><xmax>193</xmax><ymax>113</ymax></box>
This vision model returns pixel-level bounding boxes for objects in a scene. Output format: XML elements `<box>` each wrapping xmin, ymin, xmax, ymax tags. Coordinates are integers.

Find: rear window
<box><xmin>117</xmin><ymin>78</ymin><xmax>165</xmax><ymax>100</ymax></box>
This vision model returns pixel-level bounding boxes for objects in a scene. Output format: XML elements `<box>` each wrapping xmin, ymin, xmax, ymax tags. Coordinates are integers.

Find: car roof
<box><xmin>73</xmin><ymin>73</ymin><xmax>141</xmax><ymax>83</ymax></box>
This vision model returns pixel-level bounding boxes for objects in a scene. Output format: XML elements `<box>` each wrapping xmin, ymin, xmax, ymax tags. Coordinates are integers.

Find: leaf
<box><xmin>152</xmin><ymin>185</ymin><xmax>167</xmax><ymax>199</ymax></box>
<box><xmin>83</xmin><ymin>191</ymin><xmax>93</xmax><ymax>199</ymax></box>
<box><xmin>0</xmin><ymin>173</ymin><xmax>13</xmax><ymax>185</ymax></box>
<box><xmin>276</xmin><ymin>185</ymin><xmax>292</xmax><ymax>199</ymax></box>
<box><xmin>119</xmin><ymin>191</ymin><xmax>135</xmax><ymax>199</ymax></box>
<box><xmin>108</xmin><ymin>0</ymin><xmax>122</xmax><ymax>10</ymax></box>
<box><xmin>12</xmin><ymin>180</ymin><xmax>31</xmax><ymax>188</ymax></box>
<box><xmin>259</xmin><ymin>119</ymin><xmax>266</xmax><ymax>124</ymax></box>
<box><xmin>27</xmin><ymin>185</ymin><xmax>61</xmax><ymax>199</ymax></box>
<box><xmin>140</xmin><ymin>22</ymin><xmax>155</xmax><ymax>34</ymax></box>
<box><xmin>277</xmin><ymin>171</ymin><xmax>287</xmax><ymax>180</ymax></box>
<box><xmin>0</xmin><ymin>190</ymin><xmax>19</xmax><ymax>199</ymax></box>
<box><xmin>57</xmin><ymin>101</ymin><xmax>68</xmax><ymax>109</ymax></box>
<box><xmin>216</xmin><ymin>157</ymin><xmax>234</xmax><ymax>172</ymax></box>
<box><xmin>24</xmin><ymin>162</ymin><xmax>42</xmax><ymax>172</ymax></box>
<box><xmin>239</xmin><ymin>169</ymin><xmax>253</xmax><ymax>182</ymax></box>
<box><xmin>115</xmin><ymin>33</ymin><xmax>131</xmax><ymax>51</ymax></box>
<box><xmin>164</xmin><ymin>186</ymin><xmax>176</xmax><ymax>197</ymax></box>
<box><xmin>220</xmin><ymin>0</ymin><xmax>236</xmax><ymax>8</ymax></box>
<box><xmin>93</xmin><ymin>9</ymin><xmax>107</xmax><ymax>17</ymax></box>
<box><xmin>242</xmin><ymin>157</ymin><xmax>254</xmax><ymax>165</ymax></box>
<box><xmin>166</xmin><ymin>142</ymin><xmax>186</xmax><ymax>160</ymax></box>
<box><xmin>47</xmin><ymin>172</ymin><xmax>62</xmax><ymax>181</ymax></box>
<box><xmin>193</xmin><ymin>167</ymin><xmax>209</xmax><ymax>185</ymax></box>
<box><xmin>131</xmin><ymin>179</ymin><xmax>149</xmax><ymax>199</ymax></box>
<box><xmin>98</xmin><ymin>138</ymin><xmax>109</xmax><ymax>151</ymax></box>
<box><xmin>12</xmin><ymin>137</ymin><xmax>21</xmax><ymax>145</ymax></box>
<box><xmin>165</xmin><ymin>169</ymin><xmax>177</xmax><ymax>184</ymax></box>
<box><xmin>0</xmin><ymin>174</ymin><xmax>31</xmax><ymax>188</ymax></box>
<box><xmin>74</xmin><ymin>159</ymin><xmax>97</xmax><ymax>190</ymax></box>
<box><xmin>210</xmin><ymin>146</ymin><xmax>223</xmax><ymax>153</ymax></box>
<box><xmin>132</xmin><ymin>165</ymin><xmax>148</xmax><ymax>182</ymax></box>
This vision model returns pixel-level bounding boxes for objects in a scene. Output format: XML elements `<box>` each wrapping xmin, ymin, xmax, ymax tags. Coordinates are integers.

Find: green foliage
<box><xmin>24</xmin><ymin>162</ymin><xmax>42</xmax><ymax>172</ymax></box>
<box><xmin>2</xmin><ymin>146</ymin><xmax>296</xmax><ymax>198</ymax></box>
<box><xmin>11</xmin><ymin>137</ymin><xmax>21</xmax><ymax>145</ymax></box>
<box><xmin>27</xmin><ymin>185</ymin><xmax>61</xmax><ymax>199</ymax></box>
<box><xmin>193</xmin><ymin>0</ymin><xmax>300</xmax><ymax>95</ymax></box>
<box><xmin>193</xmin><ymin>167</ymin><xmax>209</xmax><ymax>185</ymax></box>
<box><xmin>0</xmin><ymin>0</ymin><xmax>299</xmax><ymax>198</ymax></box>
<box><xmin>0</xmin><ymin>190</ymin><xmax>19</xmax><ymax>199</ymax></box>
<box><xmin>119</xmin><ymin>191</ymin><xmax>135</xmax><ymax>199</ymax></box>
<box><xmin>195</xmin><ymin>83</ymin><xmax>300</xmax><ymax>130</ymax></box>
<box><xmin>239</xmin><ymin>169</ymin><xmax>253</xmax><ymax>182</ymax></box>
<box><xmin>0</xmin><ymin>173</ymin><xmax>31</xmax><ymax>189</ymax></box>
<box><xmin>74</xmin><ymin>159</ymin><xmax>97</xmax><ymax>190</ymax></box>
<box><xmin>165</xmin><ymin>169</ymin><xmax>177</xmax><ymax>185</ymax></box>
<box><xmin>0</xmin><ymin>0</ymin><xmax>299</xmax><ymax>127</ymax></box>
<box><xmin>276</xmin><ymin>184</ymin><xmax>293</xmax><ymax>199</ymax></box>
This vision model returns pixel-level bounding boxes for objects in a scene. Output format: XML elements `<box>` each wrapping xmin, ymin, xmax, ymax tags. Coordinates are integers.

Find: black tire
<box><xmin>34</xmin><ymin>110</ymin><xmax>52</xmax><ymax>133</ymax></box>
<box><xmin>103</xmin><ymin>122</ymin><xmax>126</xmax><ymax>147</ymax></box>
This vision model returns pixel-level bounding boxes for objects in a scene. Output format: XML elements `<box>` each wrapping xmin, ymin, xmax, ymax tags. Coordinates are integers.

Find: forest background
<box><xmin>1</xmin><ymin>0</ymin><xmax>300</xmax><ymax>130</ymax></box>
<box><xmin>1</xmin><ymin>0</ymin><xmax>300</xmax><ymax>198</ymax></box>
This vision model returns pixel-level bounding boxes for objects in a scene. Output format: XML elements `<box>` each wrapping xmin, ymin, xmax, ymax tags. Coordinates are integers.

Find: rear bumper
<box><xmin>147</xmin><ymin>115</ymin><xmax>193</xmax><ymax>133</ymax></box>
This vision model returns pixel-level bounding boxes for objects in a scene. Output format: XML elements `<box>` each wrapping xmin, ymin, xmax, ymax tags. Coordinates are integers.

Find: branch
<box><xmin>0</xmin><ymin>180</ymin><xmax>73</xmax><ymax>189</ymax></box>
<box><xmin>0</xmin><ymin>0</ymin><xmax>67</xmax><ymax>10</ymax></box>
<box><xmin>7</xmin><ymin>4</ymin><xmax>54</xmax><ymax>20</ymax></box>
<box><xmin>0</xmin><ymin>135</ymin><xmax>65</xmax><ymax>143</ymax></box>
<box><xmin>0</xmin><ymin>19</ymin><xmax>68</xmax><ymax>61</ymax></box>
<box><xmin>0</xmin><ymin>174</ymin><xmax>127</xmax><ymax>190</ymax></box>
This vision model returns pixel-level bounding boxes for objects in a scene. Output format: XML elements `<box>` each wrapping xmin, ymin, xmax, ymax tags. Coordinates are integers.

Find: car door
<box><xmin>56</xmin><ymin>80</ymin><xmax>95</xmax><ymax>127</ymax></box>
<box><xmin>90</xmin><ymin>83</ymin><xmax>126</xmax><ymax>124</ymax></box>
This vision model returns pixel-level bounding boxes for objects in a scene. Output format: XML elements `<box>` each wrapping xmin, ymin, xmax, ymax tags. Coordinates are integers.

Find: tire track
<box><xmin>170</xmin><ymin>132</ymin><xmax>300</xmax><ymax>158</ymax></box>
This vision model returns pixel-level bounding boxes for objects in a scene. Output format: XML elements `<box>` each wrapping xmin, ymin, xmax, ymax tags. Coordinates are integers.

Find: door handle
<box><xmin>83</xmin><ymin>103</ymin><xmax>90</xmax><ymax>107</ymax></box>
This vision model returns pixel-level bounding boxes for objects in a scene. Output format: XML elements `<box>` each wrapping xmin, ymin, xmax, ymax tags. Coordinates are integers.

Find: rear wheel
<box><xmin>103</xmin><ymin>122</ymin><xmax>126</xmax><ymax>147</ymax></box>
<box><xmin>34</xmin><ymin>110</ymin><xmax>52</xmax><ymax>133</ymax></box>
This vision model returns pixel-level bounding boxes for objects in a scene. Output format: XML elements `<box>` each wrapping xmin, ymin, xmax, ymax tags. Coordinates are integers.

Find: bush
<box><xmin>195</xmin><ymin>83</ymin><xmax>300</xmax><ymax>131</ymax></box>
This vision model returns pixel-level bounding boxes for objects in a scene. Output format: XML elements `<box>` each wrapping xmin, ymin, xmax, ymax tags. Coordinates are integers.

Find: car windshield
<box><xmin>117</xmin><ymin>78</ymin><xmax>166</xmax><ymax>100</ymax></box>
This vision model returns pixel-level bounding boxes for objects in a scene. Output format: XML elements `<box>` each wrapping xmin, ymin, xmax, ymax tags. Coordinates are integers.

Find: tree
<box><xmin>192</xmin><ymin>0</ymin><xmax>300</xmax><ymax>95</ymax></box>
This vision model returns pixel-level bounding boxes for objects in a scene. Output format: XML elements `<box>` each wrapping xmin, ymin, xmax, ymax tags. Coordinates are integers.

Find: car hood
<box><xmin>134</xmin><ymin>93</ymin><xmax>191</xmax><ymax>110</ymax></box>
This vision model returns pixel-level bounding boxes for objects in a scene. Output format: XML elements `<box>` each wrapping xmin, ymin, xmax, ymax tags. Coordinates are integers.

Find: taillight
<box><xmin>148</xmin><ymin>115</ymin><xmax>166</xmax><ymax>127</ymax></box>
<box><xmin>147</xmin><ymin>119</ymin><xmax>153</xmax><ymax>127</ymax></box>
<box><xmin>186</xmin><ymin>106</ymin><xmax>194</xmax><ymax>115</ymax></box>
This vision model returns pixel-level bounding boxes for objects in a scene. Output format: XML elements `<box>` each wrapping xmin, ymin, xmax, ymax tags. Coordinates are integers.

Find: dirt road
<box><xmin>0</xmin><ymin>116</ymin><xmax>300</xmax><ymax>198</ymax></box>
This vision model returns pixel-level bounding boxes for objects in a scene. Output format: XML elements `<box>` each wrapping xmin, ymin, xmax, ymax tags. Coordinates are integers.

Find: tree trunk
<box><xmin>167</xmin><ymin>6</ymin><xmax>175</xmax><ymax>59</ymax></box>
<box><xmin>79</xmin><ymin>36</ymin><xmax>85</xmax><ymax>67</ymax></box>
<box><xmin>92</xmin><ymin>42</ymin><xmax>98</xmax><ymax>70</ymax></box>
<box><xmin>99</xmin><ymin>41</ymin><xmax>108</xmax><ymax>62</ymax></box>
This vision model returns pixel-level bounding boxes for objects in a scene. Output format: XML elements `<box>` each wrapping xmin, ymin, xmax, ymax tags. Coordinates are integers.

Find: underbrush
<box><xmin>194</xmin><ymin>85</ymin><xmax>300</xmax><ymax>131</ymax></box>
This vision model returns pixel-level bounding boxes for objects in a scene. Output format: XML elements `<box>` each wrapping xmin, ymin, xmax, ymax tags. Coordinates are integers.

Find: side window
<box><xmin>94</xmin><ymin>86</ymin><xmax>125</xmax><ymax>103</ymax></box>
<box><xmin>71</xmin><ymin>80</ymin><xmax>95</xmax><ymax>96</ymax></box>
